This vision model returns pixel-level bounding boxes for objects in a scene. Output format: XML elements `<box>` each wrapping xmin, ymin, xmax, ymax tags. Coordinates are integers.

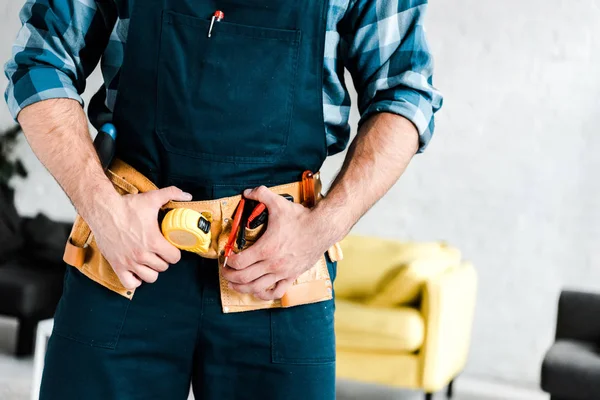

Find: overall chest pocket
<box><xmin>157</xmin><ymin>11</ymin><xmax>301</xmax><ymax>163</ymax></box>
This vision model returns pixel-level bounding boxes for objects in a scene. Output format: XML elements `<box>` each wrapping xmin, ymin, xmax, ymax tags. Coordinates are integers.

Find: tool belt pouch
<box><xmin>63</xmin><ymin>159</ymin><xmax>344</xmax><ymax>312</ymax></box>
<box><xmin>215</xmin><ymin>201</ymin><xmax>340</xmax><ymax>313</ymax></box>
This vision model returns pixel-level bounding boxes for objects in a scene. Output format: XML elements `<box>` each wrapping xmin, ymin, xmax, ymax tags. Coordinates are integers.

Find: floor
<box><xmin>0</xmin><ymin>317</ymin><xmax>548</xmax><ymax>400</ymax></box>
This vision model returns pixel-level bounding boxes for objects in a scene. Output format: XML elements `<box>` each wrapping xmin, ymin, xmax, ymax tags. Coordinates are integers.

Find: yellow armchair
<box><xmin>335</xmin><ymin>235</ymin><xmax>477</xmax><ymax>399</ymax></box>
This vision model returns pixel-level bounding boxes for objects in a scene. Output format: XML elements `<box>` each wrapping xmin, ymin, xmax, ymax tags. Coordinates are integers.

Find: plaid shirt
<box><xmin>4</xmin><ymin>0</ymin><xmax>443</xmax><ymax>154</ymax></box>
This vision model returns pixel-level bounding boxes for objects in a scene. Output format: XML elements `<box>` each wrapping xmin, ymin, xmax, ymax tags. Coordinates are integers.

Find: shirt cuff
<box><xmin>359</xmin><ymin>92</ymin><xmax>437</xmax><ymax>154</ymax></box>
<box><xmin>5</xmin><ymin>67</ymin><xmax>83</xmax><ymax>122</ymax></box>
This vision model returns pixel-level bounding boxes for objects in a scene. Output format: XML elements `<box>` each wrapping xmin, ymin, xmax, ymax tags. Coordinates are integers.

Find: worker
<box><xmin>4</xmin><ymin>0</ymin><xmax>442</xmax><ymax>399</ymax></box>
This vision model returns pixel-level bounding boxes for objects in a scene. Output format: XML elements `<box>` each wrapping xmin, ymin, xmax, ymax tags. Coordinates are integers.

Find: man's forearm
<box><xmin>17</xmin><ymin>99</ymin><xmax>119</xmax><ymax>223</ymax></box>
<box><xmin>313</xmin><ymin>112</ymin><xmax>419</xmax><ymax>246</ymax></box>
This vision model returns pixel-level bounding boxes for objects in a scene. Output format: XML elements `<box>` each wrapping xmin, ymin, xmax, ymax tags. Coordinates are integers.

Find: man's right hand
<box><xmin>17</xmin><ymin>99</ymin><xmax>192</xmax><ymax>290</ymax></box>
<box><xmin>87</xmin><ymin>186</ymin><xmax>193</xmax><ymax>290</ymax></box>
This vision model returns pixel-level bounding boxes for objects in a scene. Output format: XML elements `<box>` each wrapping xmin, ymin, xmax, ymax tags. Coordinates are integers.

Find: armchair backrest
<box><xmin>335</xmin><ymin>235</ymin><xmax>460</xmax><ymax>304</ymax></box>
<box><xmin>556</xmin><ymin>290</ymin><xmax>600</xmax><ymax>343</ymax></box>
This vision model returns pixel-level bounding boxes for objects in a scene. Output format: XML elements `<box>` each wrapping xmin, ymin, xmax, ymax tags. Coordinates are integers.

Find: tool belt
<box><xmin>63</xmin><ymin>159</ymin><xmax>343</xmax><ymax>313</ymax></box>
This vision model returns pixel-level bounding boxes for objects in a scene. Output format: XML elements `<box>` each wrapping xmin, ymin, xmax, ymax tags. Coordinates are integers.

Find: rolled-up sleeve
<box><xmin>4</xmin><ymin>0</ymin><xmax>115</xmax><ymax>121</ymax></box>
<box><xmin>343</xmin><ymin>0</ymin><xmax>443</xmax><ymax>152</ymax></box>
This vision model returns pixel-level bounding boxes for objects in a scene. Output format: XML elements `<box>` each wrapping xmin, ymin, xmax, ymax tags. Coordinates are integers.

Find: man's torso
<box><xmin>94</xmin><ymin>0</ymin><xmax>354</xmax><ymax>156</ymax></box>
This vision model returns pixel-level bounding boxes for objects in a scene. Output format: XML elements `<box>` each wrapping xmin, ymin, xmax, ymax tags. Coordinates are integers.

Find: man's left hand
<box><xmin>223</xmin><ymin>186</ymin><xmax>332</xmax><ymax>301</ymax></box>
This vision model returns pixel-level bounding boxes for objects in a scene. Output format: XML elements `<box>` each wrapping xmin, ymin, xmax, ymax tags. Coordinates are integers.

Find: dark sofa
<box><xmin>541</xmin><ymin>290</ymin><xmax>600</xmax><ymax>400</ymax></box>
<box><xmin>0</xmin><ymin>216</ymin><xmax>71</xmax><ymax>356</ymax></box>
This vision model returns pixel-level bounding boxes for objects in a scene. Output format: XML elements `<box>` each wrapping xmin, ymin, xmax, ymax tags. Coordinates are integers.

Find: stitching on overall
<box><xmin>283</xmin><ymin>31</ymin><xmax>302</xmax><ymax>150</ymax></box>
<box><xmin>318</xmin><ymin>0</ymin><xmax>330</xmax><ymax>160</ymax></box>
<box><xmin>53</xmin><ymin>268</ymin><xmax>132</xmax><ymax>349</ymax></box>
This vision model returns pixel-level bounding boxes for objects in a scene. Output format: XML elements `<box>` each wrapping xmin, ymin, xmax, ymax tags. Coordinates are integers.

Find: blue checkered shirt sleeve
<box><xmin>4</xmin><ymin>0</ymin><xmax>115</xmax><ymax>121</ymax></box>
<box><xmin>343</xmin><ymin>0</ymin><xmax>443</xmax><ymax>152</ymax></box>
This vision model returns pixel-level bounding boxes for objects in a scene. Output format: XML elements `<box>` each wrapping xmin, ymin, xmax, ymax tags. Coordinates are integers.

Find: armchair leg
<box><xmin>425</xmin><ymin>393</ymin><xmax>433</xmax><ymax>400</ymax></box>
<box><xmin>447</xmin><ymin>379</ymin><xmax>454</xmax><ymax>398</ymax></box>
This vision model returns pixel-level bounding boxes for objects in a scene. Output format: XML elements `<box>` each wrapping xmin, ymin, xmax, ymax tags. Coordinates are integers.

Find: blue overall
<box><xmin>40</xmin><ymin>0</ymin><xmax>336</xmax><ymax>399</ymax></box>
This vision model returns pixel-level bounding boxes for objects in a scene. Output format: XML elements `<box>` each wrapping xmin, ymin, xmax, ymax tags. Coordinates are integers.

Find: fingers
<box><xmin>97</xmin><ymin>186</ymin><xmax>190</xmax><ymax>292</ymax></box>
<box><xmin>137</xmin><ymin>252</ymin><xmax>169</xmax><ymax>272</ymax></box>
<box><xmin>222</xmin><ymin>261</ymin><xmax>273</xmax><ymax>284</ymax></box>
<box><xmin>132</xmin><ymin>264</ymin><xmax>160</xmax><ymax>284</ymax></box>
<box><xmin>227</xmin><ymin>241</ymin><xmax>269</xmax><ymax>270</ymax></box>
<box><xmin>151</xmin><ymin>235</ymin><xmax>182</xmax><ymax>265</ymax></box>
<box><xmin>114</xmin><ymin>253</ymin><xmax>167</xmax><ymax>290</ymax></box>
<box><xmin>150</xmin><ymin>186</ymin><xmax>193</xmax><ymax>206</ymax></box>
<box><xmin>255</xmin><ymin>279</ymin><xmax>293</xmax><ymax>301</ymax></box>
<box><xmin>118</xmin><ymin>270</ymin><xmax>143</xmax><ymax>290</ymax></box>
<box><xmin>243</xmin><ymin>186</ymin><xmax>282</xmax><ymax>215</ymax></box>
<box><xmin>224</xmin><ymin>258</ymin><xmax>292</xmax><ymax>300</ymax></box>
<box><xmin>229</xmin><ymin>273</ymin><xmax>279</xmax><ymax>295</ymax></box>
<box><xmin>116</xmin><ymin>236</ymin><xmax>179</xmax><ymax>290</ymax></box>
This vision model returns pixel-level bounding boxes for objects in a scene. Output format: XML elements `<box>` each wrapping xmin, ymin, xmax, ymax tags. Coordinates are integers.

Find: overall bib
<box><xmin>40</xmin><ymin>0</ymin><xmax>336</xmax><ymax>399</ymax></box>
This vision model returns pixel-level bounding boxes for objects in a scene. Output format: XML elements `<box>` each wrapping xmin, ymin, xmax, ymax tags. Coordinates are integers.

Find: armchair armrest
<box><xmin>419</xmin><ymin>262</ymin><xmax>477</xmax><ymax>392</ymax></box>
<box><xmin>556</xmin><ymin>290</ymin><xmax>600</xmax><ymax>342</ymax></box>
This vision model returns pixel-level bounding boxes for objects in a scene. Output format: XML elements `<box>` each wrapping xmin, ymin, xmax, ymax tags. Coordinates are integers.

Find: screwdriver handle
<box><xmin>93</xmin><ymin>123</ymin><xmax>117</xmax><ymax>171</ymax></box>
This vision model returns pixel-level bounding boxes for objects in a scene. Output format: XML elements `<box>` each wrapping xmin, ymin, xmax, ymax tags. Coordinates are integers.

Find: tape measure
<box><xmin>161</xmin><ymin>194</ymin><xmax>293</xmax><ymax>256</ymax></box>
<box><xmin>161</xmin><ymin>208</ymin><xmax>212</xmax><ymax>255</ymax></box>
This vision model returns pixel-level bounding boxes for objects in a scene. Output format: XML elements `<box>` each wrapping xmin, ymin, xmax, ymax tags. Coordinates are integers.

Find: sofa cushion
<box><xmin>335</xmin><ymin>299</ymin><xmax>424</xmax><ymax>353</ymax></box>
<box><xmin>335</xmin><ymin>235</ymin><xmax>460</xmax><ymax>304</ymax></box>
<box><xmin>367</xmin><ymin>254</ymin><xmax>459</xmax><ymax>307</ymax></box>
<box><xmin>541</xmin><ymin>339</ymin><xmax>600</xmax><ymax>400</ymax></box>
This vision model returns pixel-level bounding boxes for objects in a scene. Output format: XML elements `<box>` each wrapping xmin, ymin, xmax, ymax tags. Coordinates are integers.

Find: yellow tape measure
<box><xmin>161</xmin><ymin>208</ymin><xmax>212</xmax><ymax>255</ymax></box>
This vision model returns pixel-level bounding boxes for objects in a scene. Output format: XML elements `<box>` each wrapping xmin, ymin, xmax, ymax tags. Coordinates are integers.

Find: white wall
<box><xmin>2</xmin><ymin>0</ymin><xmax>600</xmax><ymax>388</ymax></box>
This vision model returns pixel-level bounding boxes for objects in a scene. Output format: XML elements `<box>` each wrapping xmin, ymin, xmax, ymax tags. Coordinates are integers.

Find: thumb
<box><xmin>151</xmin><ymin>186</ymin><xmax>193</xmax><ymax>206</ymax></box>
<box><xmin>243</xmin><ymin>186</ymin><xmax>281</xmax><ymax>213</ymax></box>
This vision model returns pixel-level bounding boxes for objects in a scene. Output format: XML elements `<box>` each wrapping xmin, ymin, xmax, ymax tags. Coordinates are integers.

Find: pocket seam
<box><xmin>164</xmin><ymin>10</ymin><xmax>301</xmax><ymax>42</ymax></box>
<box><xmin>53</xmin><ymin>298</ymin><xmax>131</xmax><ymax>350</ymax></box>
<box><xmin>270</xmin><ymin>301</ymin><xmax>336</xmax><ymax>365</ymax></box>
<box><xmin>52</xmin><ymin>331</ymin><xmax>118</xmax><ymax>350</ymax></box>
<box><xmin>52</xmin><ymin>268</ymin><xmax>132</xmax><ymax>350</ymax></box>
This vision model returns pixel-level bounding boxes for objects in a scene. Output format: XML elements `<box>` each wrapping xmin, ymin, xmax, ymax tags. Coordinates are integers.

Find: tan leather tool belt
<box><xmin>63</xmin><ymin>159</ymin><xmax>343</xmax><ymax>313</ymax></box>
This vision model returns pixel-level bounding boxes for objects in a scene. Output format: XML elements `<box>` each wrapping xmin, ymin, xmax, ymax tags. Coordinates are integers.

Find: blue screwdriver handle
<box><xmin>93</xmin><ymin>123</ymin><xmax>117</xmax><ymax>170</ymax></box>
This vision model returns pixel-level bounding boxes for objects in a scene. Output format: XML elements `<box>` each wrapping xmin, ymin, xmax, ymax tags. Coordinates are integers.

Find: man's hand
<box><xmin>88</xmin><ymin>186</ymin><xmax>192</xmax><ymax>290</ymax></box>
<box><xmin>17</xmin><ymin>100</ymin><xmax>195</xmax><ymax>291</ymax></box>
<box><xmin>223</xmin><ymin>113</ymin><xmax>419</xmax><ymax>300</ymax></box>
<box><xmin>223</xmin><ymin>186</ymin><xmax>334</xmax><ymax>301</ymax></box>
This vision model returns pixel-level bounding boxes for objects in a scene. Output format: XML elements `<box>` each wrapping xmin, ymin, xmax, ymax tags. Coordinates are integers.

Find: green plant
<box><xmin>0</xmin><ymin>125</ymin><xmax>27</xmax><ymax>186</ymax></box>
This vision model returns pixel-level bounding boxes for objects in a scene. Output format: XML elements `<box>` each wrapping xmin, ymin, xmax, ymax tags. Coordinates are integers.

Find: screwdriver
<box><xmin>93</xmin><ymin>123</ymin><xmax>117</xmax><ymax>170</ymax></box>
<box><xmin>236</xmin><ymin>200</ymin><xmax>253</xmax><ymax>250</ymax></box>
<box><xmin>223</xmin><ymin>198</ymin><xmax>245</xmax><ymax>267</ymax></box>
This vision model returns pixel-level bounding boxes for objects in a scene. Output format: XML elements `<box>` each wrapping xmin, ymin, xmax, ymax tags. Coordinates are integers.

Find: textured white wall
<box><xmin>2</xmin><ymin>0</ymin><xmax>600</xmax><ymax>388</ymax></box>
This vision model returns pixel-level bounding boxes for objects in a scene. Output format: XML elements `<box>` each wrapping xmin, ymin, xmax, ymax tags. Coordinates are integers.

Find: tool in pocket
<box><xmin>245</xmin><ymin>193</ymin><xmax>294</xmax><ymax>230</ymax></box>
<box><xmin>223</xmin><ymin>198</ymin><xmax>245</xmax><ymax>267</ymax></box>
